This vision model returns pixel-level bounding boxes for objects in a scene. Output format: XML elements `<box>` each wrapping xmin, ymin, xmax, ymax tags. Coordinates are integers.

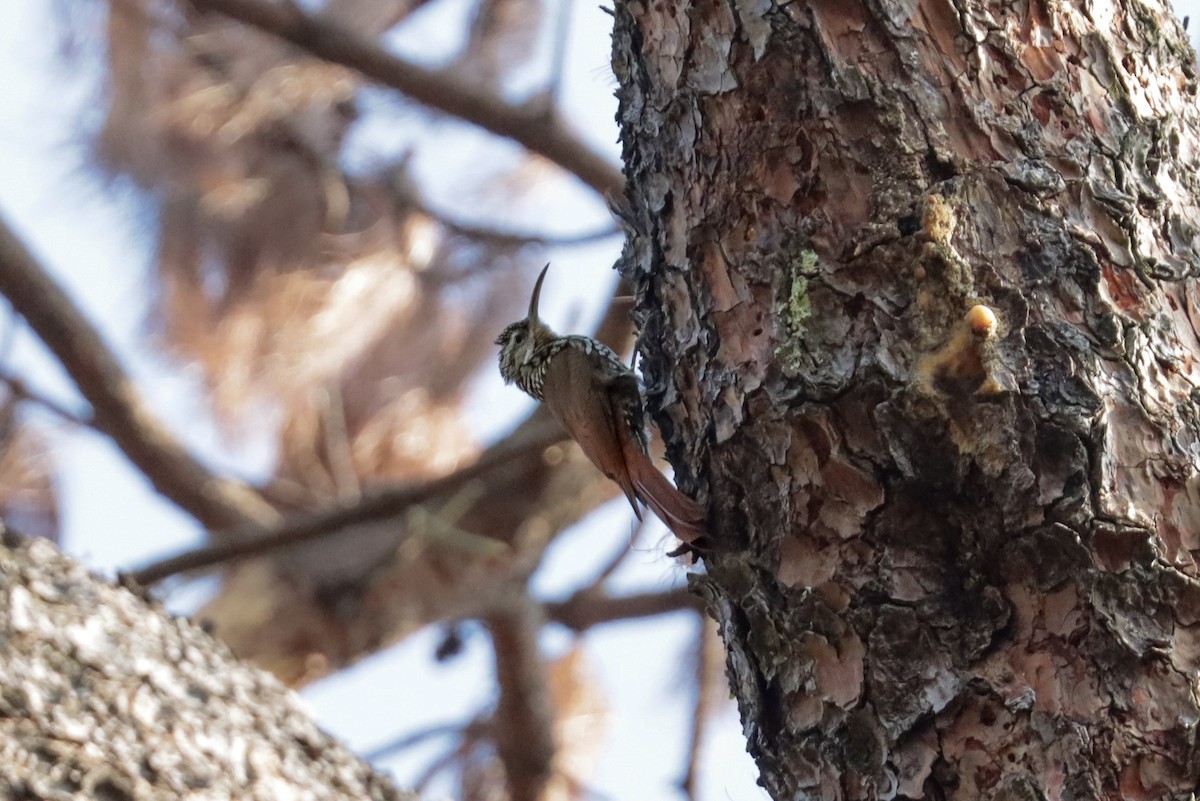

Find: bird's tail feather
<box><xmin>627</xmin><ymin>448</ymin><xmax>706</xmax><ymax>545</ymax></box>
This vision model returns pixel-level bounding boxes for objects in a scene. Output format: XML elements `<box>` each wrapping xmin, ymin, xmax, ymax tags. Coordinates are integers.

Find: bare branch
<box><xmin>0</xmin><ymin>214</ymin><xmax>277</xmax><ymax>531</ymax></box>
<box><xmin>125</xmin><ymin>417</ymin><xmax>566</xmax><ymax>586</ymax></box>
<box><xmin>422</xmin><ymin>204</ymin><xmax>620</xmax><ymax>249</ymax></box>
<box><xmin>485</xmin><ymin>592</ymin><xmax>555</xmax><ymax>801</ymax></box>
<box><xmin>681</xmin><ymin>617</ymin><xmax>719</xmax><ymax>801</ymax></box>
<box><xmin>387</xmin><ymin>171</ymin><xmax>619</xmax><ymax>248</ymax></box>
<box><xmin>364</xmin><ymin>717</ymin><xmax>490</xmax><ymax>763</ymax></box>
<box><xmin>544</xmin><ymin>586</ymin><xmax>701</xmax><ymax>632</ymax></box>
<box><xmin>187</xmin><ymin>0</ymin><xmax>625</xmax><ymax>198</ymax></box>
<box><xmin>0</xmin><ymin>370</ymin><xmax>92</xmax><ymax>428</ymax></box>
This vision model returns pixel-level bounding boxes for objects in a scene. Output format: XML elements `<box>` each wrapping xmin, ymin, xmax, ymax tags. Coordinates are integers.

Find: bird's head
<box><xmin>496</xmin><ymin>264</ymin><xmax>555</xmax><ymax>386</ymax></box>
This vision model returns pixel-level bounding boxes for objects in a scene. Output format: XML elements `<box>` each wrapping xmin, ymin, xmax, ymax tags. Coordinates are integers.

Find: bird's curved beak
<box><xmin>528</xmin><ymin>263</ymin><xmax>550</xmax><ymax>323</ymax></box>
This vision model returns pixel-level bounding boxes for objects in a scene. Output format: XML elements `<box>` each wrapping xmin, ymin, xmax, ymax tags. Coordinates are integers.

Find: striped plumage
<box><xmin>497</xmin><ymin>330</ymin><xmax>620</xmax><ymax>400</ymax></box>
<box><xmin>495</xmin><ymin>265</ymin><xmax>705</xmax><ymax>547</ymax></box>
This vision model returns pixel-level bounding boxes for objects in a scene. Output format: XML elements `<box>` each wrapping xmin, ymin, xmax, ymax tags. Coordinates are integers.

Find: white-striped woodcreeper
<box><xmin>495</xmin><ymin>265</ymin><xmax>705</xmax><ymax>547</ymax></box>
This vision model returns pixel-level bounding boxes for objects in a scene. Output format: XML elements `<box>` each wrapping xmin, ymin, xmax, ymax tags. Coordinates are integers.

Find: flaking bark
<box><xmin>615</xmin><ymin>0</ymin><xmax>1200</xmax><ymax>798</ymax></box>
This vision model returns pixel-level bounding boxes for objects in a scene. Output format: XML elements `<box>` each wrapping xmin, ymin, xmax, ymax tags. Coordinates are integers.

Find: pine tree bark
<box><xmin>614</xmin><ymin>1</ymin><xmax>1200</xmax><ymax>799</ymax></box>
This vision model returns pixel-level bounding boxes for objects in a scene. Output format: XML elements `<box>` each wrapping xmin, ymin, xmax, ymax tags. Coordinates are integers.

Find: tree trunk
<box><xmin>615</xmin><ymin>1</ymin><xmax>1200</xmax><ymax>798</ymax></box>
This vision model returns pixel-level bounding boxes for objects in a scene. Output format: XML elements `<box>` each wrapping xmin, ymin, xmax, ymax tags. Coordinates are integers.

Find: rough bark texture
<box><xmin>0</xmin><ymin>530</ymin><xmax>412</xmax><ymax>801</ymax></box>
<box><xmin>615</xmin><ymin>0</ymin><xmax>1200</xmax><ymax>799</ymax></box>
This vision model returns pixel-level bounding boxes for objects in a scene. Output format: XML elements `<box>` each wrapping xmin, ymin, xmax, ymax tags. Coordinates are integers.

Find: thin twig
<box><xmin>681</xmin><ymin>617</ymin><xmax>718</xmax><ymax>801</ymax></box>
<box><xmin>364</xmin><ymin>717</ymin><xmax>489</xmax><ymax>763</ymax></box>
<box><xmin>390</xmin><ymin>172</ymin><xmax>619</xmax><ymax>248</ymax></box>
<box><xmin>0</xmin><ymin>370</ymin><xmax>92</xmax><ymax>427</ymax></box>
<box><xmin>429</xmin><ymin>207</ymin><xmax>619</xmax><ymax>249</ymax></box>
<box><xmin>544</xmin><ymin>586</ymin><xmax>701</xmax><ymax>632</ymax></box>
<box><xmin>0</xmin><ymin>212</ymin><xmax>277</xmax><ymax>531</ymax></box>
<box><xmin>403</xmin><ymin>481</ymin><xmax>509</xmax><ymax>556</ymax></box>
<box><xmin>125</xmin><ymin>418</ymin><xmax>566</xmax><ymax>586</ymax></box>
<box><xmin>188</xmin><ymin>0</ymin><xmax>624</xmax><ymax>198</ymax></box>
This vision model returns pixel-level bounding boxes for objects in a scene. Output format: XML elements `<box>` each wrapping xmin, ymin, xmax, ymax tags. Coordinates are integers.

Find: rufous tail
<box><xmin>626</xmin><ymin>447</ymin><xmax>706</xmax><ymax>545</ymax></box>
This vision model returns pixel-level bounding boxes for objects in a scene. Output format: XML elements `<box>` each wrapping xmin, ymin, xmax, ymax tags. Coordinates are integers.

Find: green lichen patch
<box><xmin>776</xmin><ymin>249</ymin><xmax>820</xmax><ymax>378</ymax></box>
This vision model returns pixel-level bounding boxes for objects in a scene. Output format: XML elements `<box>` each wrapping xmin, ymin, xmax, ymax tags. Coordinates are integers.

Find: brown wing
<box><xmin>540</xmin><ymin>346</ymin><xmax>643</xmax><ymax>517</ymax></box>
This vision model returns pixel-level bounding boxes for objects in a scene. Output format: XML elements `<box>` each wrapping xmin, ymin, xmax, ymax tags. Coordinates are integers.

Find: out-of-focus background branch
<box><xmin>0</xmin><ymin>215</ymin><xmax>277</xmax><ymax>530</ymax></box>
<box><xmin>0</xmin><ymin>1</ymin><xmax>756</xmax><ymax>799</ymax></box>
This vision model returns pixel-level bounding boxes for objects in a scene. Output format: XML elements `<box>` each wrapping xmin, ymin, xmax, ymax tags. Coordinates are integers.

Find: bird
<box><xmin>495</xmin><ymin>264</ymin><xmax>706</xmax><ymax>547</ymax></box>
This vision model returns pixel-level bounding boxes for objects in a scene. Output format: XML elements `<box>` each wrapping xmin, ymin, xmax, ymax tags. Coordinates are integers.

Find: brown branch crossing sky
<box><xmin>126</xmin><ymin>418</ymin><xmax>567</xmax><ymax>586</ymax></box>
<box><xmin>0</xmin><ymin>213</ymin><xmax>278</xmax><ymax>532</ymax></box>
<box><xmin>189</xmin><ymin>0</ymin><xmax>625</xmax><ymax>199</ymax></box>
